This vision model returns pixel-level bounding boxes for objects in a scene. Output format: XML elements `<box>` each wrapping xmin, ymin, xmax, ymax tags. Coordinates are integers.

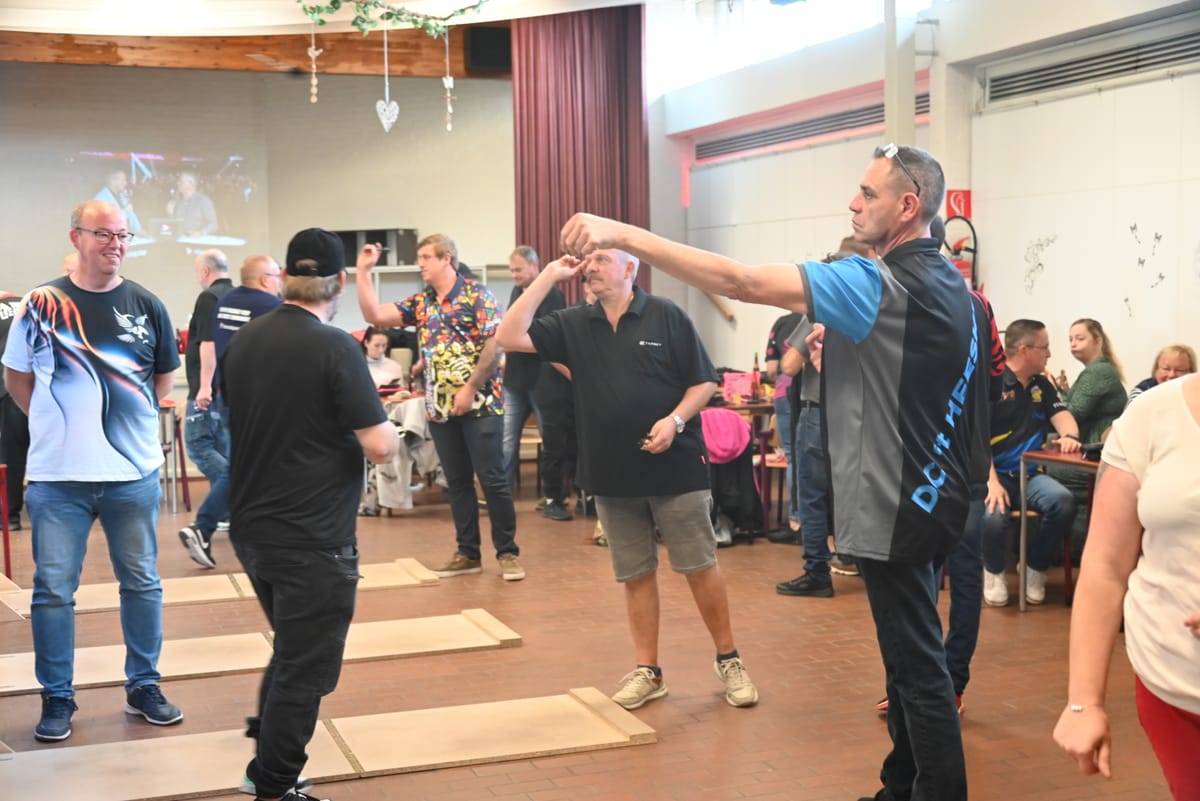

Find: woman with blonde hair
<box><xmin>1127</xmin><ymin>343</ymin><xmax>1196</xmax><ymax>406</ymax></box>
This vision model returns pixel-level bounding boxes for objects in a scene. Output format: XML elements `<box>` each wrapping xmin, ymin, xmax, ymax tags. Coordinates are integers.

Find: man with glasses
<box><xmin>178</xmin><ymin>249</ymin><xmax>234</xmax><ymax>568</ymax></box>
<box><xmin>558</xmin><ymin>144</ymin><xmax>988</xmax><ymax>801</ymax></box>
<box><xmin>2</xmin><ymin>200</ymin><xmax>182</xmax><ymax>741</ymax></box>
<box><xmin>978</xmin><ymin>319</ymin><xmax>1079</xmax><ymax>607</ymax></box>
<box><xmin>178</xmin><ymin>255</ymin><xmax>283</xmax><ymax>568</ymax></box>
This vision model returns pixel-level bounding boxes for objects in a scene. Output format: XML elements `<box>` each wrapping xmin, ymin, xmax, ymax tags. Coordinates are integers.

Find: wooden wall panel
<box><xmin>0</xmin><ymin>26</ymin><xmax>509</xmax><ymax>79</ymax></box>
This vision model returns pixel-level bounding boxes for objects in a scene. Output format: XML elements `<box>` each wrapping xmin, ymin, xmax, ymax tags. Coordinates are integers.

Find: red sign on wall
<box><xmin>946</xmin><ymin>189</ymin><xmax>971</xmax><ymax>219</ymax></box>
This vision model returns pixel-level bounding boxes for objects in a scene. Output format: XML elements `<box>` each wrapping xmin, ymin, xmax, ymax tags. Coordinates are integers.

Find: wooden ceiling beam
<box><xmin>0</xmin><ymin>26</ymin><xmax>509</xmax><ymax>79</ymax></box>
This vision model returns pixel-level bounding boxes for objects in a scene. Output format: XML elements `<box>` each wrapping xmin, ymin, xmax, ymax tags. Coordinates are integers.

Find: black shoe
<box><xmin>125</xmin><ymin>684</ymin><xmax>184</xmax><ymax>725</ymax></box>
<box><xmin>178</xmin><ymin>524</ymin><xmax>215</xmax><ymax>569</ymax></box>
<box><xmin>830</xmin><ymin>553</ymin><xmax>859</xmax><ymax>576</ymax></box>
<box><xmin>35</xmin><ymin>694</ymin><xmax>77</xmax><ymax>741</ymax></box>
<box><xmin>542</xmin><ymin>500</ymin><xmax>574</xmax><ymax>521</ymax></box>
<box><xmin>765</xmin><ymin>529</ymin><xmax>802</xmax><ymax>545</ymax></box>
<box><xmin>775</xmin><ymin>572</ymin><xmax>834</xmax><ymax>597</ymax></box>
<box><xmin>7</xmin><ymin>515</ymin><xmax>21</xmax><ymax>531</ymax></box>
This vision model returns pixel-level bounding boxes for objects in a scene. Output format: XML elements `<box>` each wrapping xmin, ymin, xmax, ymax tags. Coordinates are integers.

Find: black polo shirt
<box><xmin>528</xmin><ymin>287</ymin><xmax>717</xmax><ymax>497</ymax></box>
<box><xmin>990</xmin><ymin>368</ymin><xmax>1066</xmax><ymax>475</ymax></box>
<box><xmin>504</xmin><ymin>284</ymin><xmax>565</xmax><ymax>392</ymax></box>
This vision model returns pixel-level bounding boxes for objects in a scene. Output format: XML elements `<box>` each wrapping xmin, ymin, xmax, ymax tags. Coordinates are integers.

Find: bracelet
<box><xmin>1068</xmin><ymin>703</ymin><xmax>1098</xmax><ymax>713</ymax></box>
<box><xmin>1062</xmin><ymin>433</ymin><xmax>1080</xmax><ymax>441</ymax></box>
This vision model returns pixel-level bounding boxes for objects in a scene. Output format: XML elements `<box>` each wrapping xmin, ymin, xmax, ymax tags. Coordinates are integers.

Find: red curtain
<box><xmin>511</xmin><ymin>5</ymin><xmax>650</xmax><ymax>304</ymax></box>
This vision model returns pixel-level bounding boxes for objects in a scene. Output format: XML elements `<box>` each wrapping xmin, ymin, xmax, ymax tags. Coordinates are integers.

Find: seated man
<box><xmin>981</xmin><ymin>319</ymin><xmax>1080</xmax><ymax>606</ymax></box>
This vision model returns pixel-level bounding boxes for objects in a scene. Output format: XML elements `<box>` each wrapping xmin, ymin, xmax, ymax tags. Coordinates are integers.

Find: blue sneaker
<box><xmin>35</xmin><ymin>695</ymin><xmax>78</xmax><ymax>741</ymax></box>
<box><xmin>125</xmin><ymin>684</ymin><xmax>184</xmax><ymax>726</ymax></box>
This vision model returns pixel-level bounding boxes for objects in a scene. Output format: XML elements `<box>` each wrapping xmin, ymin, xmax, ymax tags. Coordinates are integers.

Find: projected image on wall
<box><xmin>75</xmin><ymin>149</ymin><xmax>258</xmax><ymax>260</ymax></box>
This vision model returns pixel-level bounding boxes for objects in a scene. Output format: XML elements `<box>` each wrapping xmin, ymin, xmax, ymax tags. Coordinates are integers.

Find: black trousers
<box><xmin>0</xmin><ymin>396</ymin><xmax>29</xmax><ymax>518</ymax></box>
<box><xmin>234</xmin><ymin>542</ymin><xmax>359</xmax><ymax>799</ymax></box>
<box><xmin>537</xmin><ymin>394</ymin><xmax>576</xmax><ymax>503</ymax></box>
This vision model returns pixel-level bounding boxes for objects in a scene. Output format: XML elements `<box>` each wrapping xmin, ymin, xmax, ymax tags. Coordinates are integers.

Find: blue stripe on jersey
<box><xmin>994</xmin><ymin>430</ymin><xmax>1047</xmax><ymax>475</ymax></box>
<box><xmin>803</xmin><ymin>255</ymin><xmax>882</xmax><ymax>344</ymax></box>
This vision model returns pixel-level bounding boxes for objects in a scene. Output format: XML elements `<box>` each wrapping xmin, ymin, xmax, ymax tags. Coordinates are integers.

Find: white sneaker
<box><xmin>1025</xmin><ymin>568</ymin><xmax>1047</xmax><ymax>605</ymax></box>
<box><xmin>983</xmin><ymin>570</ymin><xmax>1009</xmax><ymax>606</ymax></box>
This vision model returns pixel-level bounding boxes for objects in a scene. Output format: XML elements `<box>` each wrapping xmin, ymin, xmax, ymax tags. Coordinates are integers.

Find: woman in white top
<box><xmin>1053</xmin><ymin>373</ymin><xmax>1200</xmax><ymax>800</ymax></box>
<box><xmin>363</xmin><ymin>326</ymin><xmax>405</xmax><ymax>388</ymax></box>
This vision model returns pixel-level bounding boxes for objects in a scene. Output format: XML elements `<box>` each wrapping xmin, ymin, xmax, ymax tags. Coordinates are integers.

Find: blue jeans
<box><xmin>944</xmin><ymin>494</ymin><xmax>984</xmax><ymax>696</ymax></box>
<box><xmin>234</xmin><ymin>541</ymin><xmax>359</xmax><ymax>799</ymax></box>
<box><xmin>27</xmin><ymin>473</ymin><xmax>163</xmax><ymax>696</ymax></box>
<box><xmin>430</xmin><ymin>414</ymin><xmax>518</xmax><ymax>561</ymax></box>
<box><xmin>793</xmin><ymin>405</ymin><xmax>831</xmax><ymax>576</ymax></box>
<box><xmin>982</xmin><ymin>472</ymin><xmax>1075</xmax><ymax>574</ymax></box>
<box><xmin>184</xmin><ymin>397</ymin><xmax>230</xmax><ymax>533</ymax></box>
<box><xmin>859</xmin><ymin>557</ymin><xmax>967</xmax><ymax>801</ymax></box>
<box><xmin>500</xmin><ymin>386</ymin><xmax>541</xmax><ymax>488</ymax></box>
<box><xmin>773</xmin><ymin>396</ymin><xmax>799</xmax><ymax>523</ymax></box>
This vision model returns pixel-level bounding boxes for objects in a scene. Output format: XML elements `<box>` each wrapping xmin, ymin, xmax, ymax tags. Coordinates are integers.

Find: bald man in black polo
<box><xmin>497</xmin><ymin>247</ymin><xmax>758</xmax><ymax>712</ymax></box>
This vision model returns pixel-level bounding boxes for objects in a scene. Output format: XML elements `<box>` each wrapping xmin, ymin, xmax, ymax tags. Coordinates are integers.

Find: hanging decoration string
<box><xmin>307</xmin><ymin>23</ymin><xmax>322</xmax><ymax>104</ymax></box>
<box><xmin>375</xmin><ymin>27</ymin><xmax>399</xmax><ymax>132</ymax></box>
<box><xmin>442</xmin><ymin>32</ymin><xmax>456</xmax><ymax>132</ymax></box>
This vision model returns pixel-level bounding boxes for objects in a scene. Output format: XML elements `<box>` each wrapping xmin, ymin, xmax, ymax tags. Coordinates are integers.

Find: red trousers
<box><xmin>1136</xmin><ymin>676</ymin><xmax>1200</xmax><ymax>801</ymax></box>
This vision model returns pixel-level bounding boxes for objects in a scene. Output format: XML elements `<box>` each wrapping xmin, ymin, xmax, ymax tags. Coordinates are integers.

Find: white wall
<box><xmin>0</xmin><ymin>62</ymin><xmax>515</xmax><ymax>338</ymax></box>
<box><xmin>972</xmin><ymin>71</ymin><xmax>1200</xmax><ymax>386</ymax></box>
<box><xmin>644</xmin><ymin>0</ymin><xmax>1198</xmax><ymax>377</ymax></box>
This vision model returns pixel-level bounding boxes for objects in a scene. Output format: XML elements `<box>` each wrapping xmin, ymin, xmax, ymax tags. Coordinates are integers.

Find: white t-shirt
<box><xmin>1103</xmin><ymin>375</ymin><xmax>1200</xmax><ymax>714</ymax></box>
<box><xmin>366</xmin><ymin>355</ymin><xmax>405</xmax><ymax>389</ymax></box>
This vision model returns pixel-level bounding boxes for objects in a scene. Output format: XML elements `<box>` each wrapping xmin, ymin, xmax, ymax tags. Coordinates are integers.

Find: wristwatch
<box><xmin>673</xmin><ymin>414</ymin><xmax>686</xmax><ymax>434</ymax></box>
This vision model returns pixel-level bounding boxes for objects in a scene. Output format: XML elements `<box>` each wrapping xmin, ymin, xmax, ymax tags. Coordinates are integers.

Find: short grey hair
<box><xmin>282</xmin><ymin>274</ymin><xmax>342</xmax><ymax>303</ymax></box>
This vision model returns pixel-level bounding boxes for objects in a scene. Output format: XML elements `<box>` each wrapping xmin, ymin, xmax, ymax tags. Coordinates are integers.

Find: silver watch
<box><xmin>673</xmin><ymin>414</ymin><xmax>686</xmax><ymax>434</ymax></box>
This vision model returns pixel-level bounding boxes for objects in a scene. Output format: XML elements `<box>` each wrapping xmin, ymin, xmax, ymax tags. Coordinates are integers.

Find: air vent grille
<box><xmin>696</xmin><ymin>93</ymin><xmax>929</xmax><ymax>161</ymax></box>
<box><xmin>987</xmin><ymin>29</ymin><xmax>1200</xmax><ymax>102</ymax></box>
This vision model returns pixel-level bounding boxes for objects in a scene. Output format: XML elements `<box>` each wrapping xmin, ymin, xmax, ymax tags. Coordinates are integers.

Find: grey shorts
<box><xmin>595</xmin><ymin>490</ymin><xmax>718</xmax><ymax>582</ymax></box>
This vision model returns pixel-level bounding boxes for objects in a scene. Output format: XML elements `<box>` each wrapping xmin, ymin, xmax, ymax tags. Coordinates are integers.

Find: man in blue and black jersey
<box><xmin>979</xmin><ymin>318</ymin><xmax>1079</xmax><ymax>608</ymax></box>
<box><xmin>560</xmin><ymin>144</ymin><xmax>987</xmax><ymax>801</ymax></box>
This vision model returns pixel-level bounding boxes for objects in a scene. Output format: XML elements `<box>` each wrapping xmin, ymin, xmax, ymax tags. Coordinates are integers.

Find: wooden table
<box><xmin>1018</xmin><ymin>449</ymin><xmax>1099</xmax><ymax>612</ymax></box>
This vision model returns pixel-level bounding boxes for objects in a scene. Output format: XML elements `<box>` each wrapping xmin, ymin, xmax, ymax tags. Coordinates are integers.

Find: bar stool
<box><xmin>158</xmin><ymin>400</ymin><xmax>191</xmax><ymax>514</ymax></box>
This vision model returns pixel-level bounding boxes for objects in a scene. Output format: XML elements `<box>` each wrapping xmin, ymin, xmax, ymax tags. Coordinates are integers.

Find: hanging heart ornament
<box><xmin>376</xmin><ymin>99</ymin><xmax>399</xmax><ymax>132</ymax></box>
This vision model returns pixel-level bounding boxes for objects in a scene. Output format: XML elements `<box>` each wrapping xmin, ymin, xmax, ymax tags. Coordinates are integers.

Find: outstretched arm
<box><xmin>561</xmin><ymin>214</ymin><xmax>807</xmax><ymax>313</ymax></box>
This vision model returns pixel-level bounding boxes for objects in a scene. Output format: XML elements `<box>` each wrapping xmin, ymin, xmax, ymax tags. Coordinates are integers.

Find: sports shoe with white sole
<box><xmin>612</xmin><ymin>667</ymin><xmax>668</xmax><ymax>710</ymax></box>
<box><xmin>983</xmin><ymin>570</ymin><xmax>1009</xmax><ymax>607</ymax></box>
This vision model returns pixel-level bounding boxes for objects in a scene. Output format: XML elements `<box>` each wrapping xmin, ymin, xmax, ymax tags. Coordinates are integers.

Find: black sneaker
<box><xmin>542</xmin><ymin>500</ymin><xmax>574</xmax><ymax>521</ymax></box>
<box><xmin>765</xmin><ymin>529</ymin><xmax>802</xmax><ymax>545</ymax></box>
<box><xmin>35</xmin><ymin>694</ymin><xmax>77</xmax><ymax>741</ymax></box>
<box><xmin>125</xmin><ymin>684</ymin><xmax>184</xmax><ymax>726</ymax></box>
<box><xmin>830</xmin><ymin>553</ymin><xmax>859</xmax><ymax>576</ymax></box>
<box><xmin>8</xmin><ymin>515</ymin><xmax>21</xmax><ymax>531</ymax></box>
<box><xmin>775</xmin><ymin>572</ymin><xmax>834</xmax><ymax>597</ymax></box>
<box><xmin>239</xmin><ymin>775</ymin><xmax>314</xmax><ymax>796</ymax></box>
<box><xmin>255</xmin><ymin>792</ymin><xmax>330</xmax><ymax>801</ymax></box>
<box><xmin>178</xmin><ymin>524</ymin><xmax>215</xmax><ymax>569</ymax></box>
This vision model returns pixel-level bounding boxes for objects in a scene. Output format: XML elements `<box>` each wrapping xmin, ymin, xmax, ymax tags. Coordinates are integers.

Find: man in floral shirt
<box><xmin>356</xmin><ymin>234</ymin><xmax>522</xmax><ymax>581</ymax></box>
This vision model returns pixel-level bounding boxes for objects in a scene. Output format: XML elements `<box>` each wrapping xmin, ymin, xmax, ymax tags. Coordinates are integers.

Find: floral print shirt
<box><xmin>394</xmin><ymin>275</ymin><xmax>503</xmax><ymax>422</ymax></box>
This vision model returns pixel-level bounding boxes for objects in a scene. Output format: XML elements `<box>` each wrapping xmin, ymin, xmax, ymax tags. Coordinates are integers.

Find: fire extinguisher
<box><xmin>943</xmin><ymin>214</ymin><xmax>978</xmax><ymax>289</ymax></box>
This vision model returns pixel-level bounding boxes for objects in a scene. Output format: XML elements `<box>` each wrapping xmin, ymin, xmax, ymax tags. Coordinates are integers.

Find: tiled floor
<box><xmin>0</xmin><ymin>473</ymin><xmax>1171</xmax><ymax>801</ymax></box>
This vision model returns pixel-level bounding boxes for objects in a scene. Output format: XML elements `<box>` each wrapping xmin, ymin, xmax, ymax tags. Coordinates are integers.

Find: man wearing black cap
<box><xmin>220</xmin><ymin>228</ymin><xmax>398</xmax><ymax>801</ymax></box>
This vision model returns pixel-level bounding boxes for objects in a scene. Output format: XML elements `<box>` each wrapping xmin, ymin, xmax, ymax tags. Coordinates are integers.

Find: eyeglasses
<box><xmin>877</xmin><ymin>143</ymin><xmax>921</xmax><ymax>197</ymax></box>
<box><xmin>264</xmin><ymin>271</ymin><xmax>283</xmax><ymax>279</ymax></box>
<box><xmin>1025</xmin><ymin>344</ymin><xmax>1051</xmax><ymax>351</ymax></box>
<box><xmin>75</xmin><ymin>226</ymin><xmax>134</xmax><ymax>244</ymax></box>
